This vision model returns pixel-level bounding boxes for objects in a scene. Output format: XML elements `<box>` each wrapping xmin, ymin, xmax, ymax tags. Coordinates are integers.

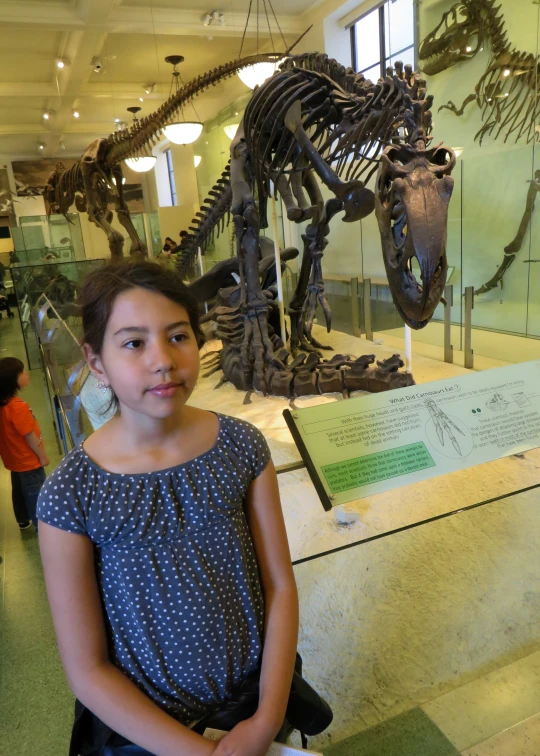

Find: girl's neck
<box><xmin>112</xmin><ymin>405</ymin><xmax>191</xmax><ymax>449</ymax></box>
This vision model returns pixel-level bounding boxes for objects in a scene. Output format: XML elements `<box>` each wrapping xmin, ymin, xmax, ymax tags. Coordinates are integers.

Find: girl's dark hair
<box><xmin>80</xmin><ymin>260</ymin><xmax>205</xmax><ymax>356</ymax></box>
<box><xmin>0</xmin><ymin>357</ymin><xmax>24</xmax><ymax>406</ymax></box>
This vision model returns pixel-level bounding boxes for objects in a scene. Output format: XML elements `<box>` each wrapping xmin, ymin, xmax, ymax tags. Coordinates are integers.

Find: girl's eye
<box><xmin>171</xmin><ymin>333</ymin><xmax>188</xmax><ymax>343</ymax></box>
<box><xmin>124</xmin><ymin>339</ymin><xmax>143</xmax><ymax>349</ymax></box>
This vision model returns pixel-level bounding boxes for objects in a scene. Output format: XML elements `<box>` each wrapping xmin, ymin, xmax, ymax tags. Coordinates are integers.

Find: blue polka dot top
<box><xmin>37</xmin><ymin>413</ymin><xmax>271</xmax><ymax>725</ymax></box>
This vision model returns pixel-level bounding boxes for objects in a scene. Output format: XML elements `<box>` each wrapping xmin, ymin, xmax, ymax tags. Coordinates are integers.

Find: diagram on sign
<box><xmin>425</xmin><ymin>399</ymin><xmax>474</xmax><ymax>459</ymax></box>
<box><xmin>486</xmin><ymin>393</ymin><xmax>509</xmax><ymax>413</ymax></box>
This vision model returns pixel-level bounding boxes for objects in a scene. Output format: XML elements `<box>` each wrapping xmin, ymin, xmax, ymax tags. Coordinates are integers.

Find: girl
<box><xmin>38</xmin><ymin>262</ymin><xmax>299</xmax><ymax>756</ymax></box>
<box><xmin>0</xmin><ymin>356</ymin><xmax>49</xmax><ymax>530</ymax></box>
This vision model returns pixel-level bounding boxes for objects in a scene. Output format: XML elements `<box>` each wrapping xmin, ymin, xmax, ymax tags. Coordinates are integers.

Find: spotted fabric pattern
<box><xmin>37</xmin><ymin>414</ymin><xmax>271</xmax><ymax>725</ymax></box>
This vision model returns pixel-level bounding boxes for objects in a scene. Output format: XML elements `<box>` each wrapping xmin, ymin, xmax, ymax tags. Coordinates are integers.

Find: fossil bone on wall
<box><xmin>419</xmin><ymin>0</ymin><xmax>540</xmax><ymax>339</ymax></box>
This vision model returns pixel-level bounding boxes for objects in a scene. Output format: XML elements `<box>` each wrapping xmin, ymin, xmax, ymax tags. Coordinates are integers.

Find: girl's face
<box><xmin>84</xmin><ymin>287</ymin><xmax>201</xmax><ymax>420</ymax></box>
<box><xmin>17</xmin><ymin>370</ymin><xmax>30</xmax><ymax>389</ymax></box>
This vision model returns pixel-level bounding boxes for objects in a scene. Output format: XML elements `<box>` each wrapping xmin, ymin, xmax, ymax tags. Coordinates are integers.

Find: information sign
<box><xmin>283</xmin><ymin>360</ymin><xmax>540</xmax><ymax>510</ymax></box>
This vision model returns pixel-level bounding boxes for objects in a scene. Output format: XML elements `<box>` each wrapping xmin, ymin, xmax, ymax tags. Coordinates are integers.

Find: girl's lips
<box><xmin>148</xmin><ymin>383</ymin><xmax>181</xmax><ymax>397</ymax></box>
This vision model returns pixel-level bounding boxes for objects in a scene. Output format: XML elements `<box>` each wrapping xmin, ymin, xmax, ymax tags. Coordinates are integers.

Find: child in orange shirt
<box><xmin>0</xmin><ymin>357</ymin><xmax>49</xmax><ymax>530</ymax></box>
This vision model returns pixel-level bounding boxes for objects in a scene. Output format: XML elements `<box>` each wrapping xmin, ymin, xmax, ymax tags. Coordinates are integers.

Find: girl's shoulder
<box><xmin>37</xmin><ymin>446</ymin><xmax>92</xmax><ymax>534</ymax></box>
<box><xmin>217</xmin><ymin>413</ymin><xmax>272</xmax><ymax>479</ymax></box>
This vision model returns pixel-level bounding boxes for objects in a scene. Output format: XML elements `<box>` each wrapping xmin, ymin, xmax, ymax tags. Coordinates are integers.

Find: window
<box><xmin>351</xmin><ymin>0</ymin><xmax>415</xmax><ymax>82</ymax></box>
<box><xmin>165</xmin><ymin>149</ymin><xmax>177</xmax><ymax>206</ymax></box>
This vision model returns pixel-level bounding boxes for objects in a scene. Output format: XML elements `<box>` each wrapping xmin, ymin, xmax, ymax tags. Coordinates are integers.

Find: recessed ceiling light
<box><xmin>72</xmin><ymin>110</ymin><xmax>80</xmax><ymax>118</ymax></box>
<box><xmin>139</xmin><ymin>97</ymin><xmax>144</xmax><ymax>102</ymax></box>
<box><xmin>466</xmin><ymin>47</ymin><xmax>472</xmax><ymax>53</ymax></box>
<box><xmin>43</xmin><ymin>109</ymin><xmax>55</xmax><ymax>120</ymax></box>
<box><xmin>38</xmin><ymin>142</ymin><xmax>45</xmax><ymax>150</ymax></box>
<box><xmin>56</xmin><ymin>57</ymin><xmax>70</xmax><ymax>69</ymax></box>
<box><xmin>114</xmin><ymin>118</ymin><xmax>120</xmax><ymax>123</ymax></box>
<box><xmin>503</xmin><ymin>68</ymin><xmax>511</xmax><ymax>77</ymax></box>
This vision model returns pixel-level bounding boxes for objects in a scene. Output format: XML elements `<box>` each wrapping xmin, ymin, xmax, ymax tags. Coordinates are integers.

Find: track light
<box><xmin>92</xmin><ymin>56</ymin><xmax>103</xmax><ymax>73</ymax></box>
<box><xmin>139</xmin><ymin>97</ymin><xmax>144</xmax><ymax>103</ymax></box>
<box><xmin>56</xmin><ymin>57</ymin><xmax>70</xmax><ymax>69</ymax></box>
<box><xmin>43</xmin><ymin>109</ymin><xmax>55</xmax><ymax>120</ymax></box>
<box><xmin>72</xmin><ymin>109</ymin><xmax>80</xmax><ymax>118</ymax></box>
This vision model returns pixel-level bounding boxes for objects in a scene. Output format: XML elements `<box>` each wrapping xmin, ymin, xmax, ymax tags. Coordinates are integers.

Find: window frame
<box><xmin>165</xmin><ymin>148</ymin><xmax>178</xmax><ymax>207</ymax></box>
<box><xmin>350</xmin><ymin>0</ymin><xmax>416</xmax><ymax>81</ymax></box>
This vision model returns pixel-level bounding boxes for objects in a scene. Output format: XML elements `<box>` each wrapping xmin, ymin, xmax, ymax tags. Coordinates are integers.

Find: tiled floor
<box><xmin>0</xmin><ymin>312</ymin><xmax>74</xmax><ymax>756</ymax></box>
<box><xmin>461</xmin><ymin>713</ymin><xmax>540</xmax><ymax>755</ymax></box>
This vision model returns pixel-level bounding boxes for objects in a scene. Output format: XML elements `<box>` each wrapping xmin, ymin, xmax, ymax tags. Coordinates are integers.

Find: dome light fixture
<box><xmin>194</xmin><ymin>155</ymin><xmax>202</xmax><ymax>168</ymax></box>
<box><xmin>235</xmin><ymin>0</ymin><xmax>285</xmax><ymax>89</ymax></box>
<box><xmin>223</xmin><ymin>124</ymin><xmax>239</xmax><ymax>139</ymax></box>
<box><xmin>123</xmin><ymin>107</ymin><xmax>156</xmax><ymax>173</ymax></box>
<box><xmin>56</xmin><ymin>57</ymin><xmax>70</xmax><ymax>69</ymax></box>
<box><xmin>125</xmin><ymin>156</ymin><xmax>157</xmax><ymax>173</ymax></box>
<box><xmin>43</xmin><ymin>109</ymin><xmax>55</xmax><ymax>120</ymax></box>
<box><xmin>238</xmin><ymin>61</ymin><xmax>281</xmax><ymax>89</ymax></box>
<box><xmin>163</xmin><ymin>55</ymin><xmax>203</xmax><ymax>145</ymax></box>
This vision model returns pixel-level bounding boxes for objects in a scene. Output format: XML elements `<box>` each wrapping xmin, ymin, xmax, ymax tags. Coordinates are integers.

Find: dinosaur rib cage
<box><xmin>476</xmin><ymin>54</ymin><xmax>540</xmax><ymax>144</ymax></box>
<box><xmin>244</xmin><ymin>58</ymin><xmax>430</xmax><ymax>200</ymax></box>
<box><xmin>51</xmin><ymin>161</ymin><xmax>83</xmax><ymax>215</ymax></box>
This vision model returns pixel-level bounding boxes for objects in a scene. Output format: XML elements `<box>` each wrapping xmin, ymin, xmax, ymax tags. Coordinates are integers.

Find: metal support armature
<box><xmin>351</xmin><ymin>277</ymin><xmax>361</xmax><ymax>338</ymax></box>
<box><xmin>444</xmin><ymin>284</ymin><xmax>454</xmax><ymax>364</ymax></box>
<box><xmin>363</xmin><ymin>278</ymin><xmax>373</xmax><ymax>341</ymax></box>
<box><xmin>464</xmin><ymin>285</ymin><xmax>474</xmax><ymax>369</ymax></box>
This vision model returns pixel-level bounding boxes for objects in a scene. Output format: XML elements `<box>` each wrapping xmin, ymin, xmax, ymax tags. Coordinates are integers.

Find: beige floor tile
<box><xmin>461</xmin><ymin>713</ymin><xmax>540</xmax><ymax>755</ymax></box>
<box><xmin>422</xmin><ymin>651</ymin><xmax>540</xmax><ymax>752</ymax></box>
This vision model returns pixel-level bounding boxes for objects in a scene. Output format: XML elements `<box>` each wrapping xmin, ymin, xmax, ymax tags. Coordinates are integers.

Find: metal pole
<box><xmin>363</xmin><ymin>278</ymin><xmax>373</xmax><ymax>340</ymax></box>
<box><xmin>464</xmin><ymin>285</ymin><xmax>474</xmax><ymax>369</ymax></box>
<box><xmin>197</xmin><ymin>247</ymin><xmax>208</xmax><ymax>313</ymax></box>
<box><xmin>351</xmin><ymin>277</ymin><xmax>361</xmax><ymax>337</ymax></box>
<box><xmin>271</xmin><ymin>196</ymin><xmax>287</xmax><ymax>346</ymax></box>
<box><xmin>404</xmin><ymin>324</ymin><xmax>412</xmax><ymax>374</ymax></box>
<box><xmin>444</xmin><ymin>284</ymin><xmax>454</xmax><ymax>364</ymax></box>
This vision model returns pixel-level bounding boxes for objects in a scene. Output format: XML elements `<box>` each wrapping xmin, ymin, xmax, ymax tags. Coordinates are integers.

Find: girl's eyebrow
<box><xmin>113</xmin><ymin>321</ymin><xmax>190</xmax><ymax>336</ymax></box>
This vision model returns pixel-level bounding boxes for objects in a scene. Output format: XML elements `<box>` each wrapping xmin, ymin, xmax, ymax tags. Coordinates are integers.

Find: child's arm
<box><xmin>24</xmin><ymin>431</ymin><xmax>49</xmax><ymax>467</ymax></box>
<box><xmin>212</xmin><ymin>461</ymin><xmax>299</xmax><ymax>756</ymax></box>
<box><xmin>39</xmin><ymin>522</ymin><xmax>215</xmax><ymax>756</ymax></box>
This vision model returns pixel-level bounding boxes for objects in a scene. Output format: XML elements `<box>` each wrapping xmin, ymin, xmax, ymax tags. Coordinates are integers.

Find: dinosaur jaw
<box><xmin>419</xmin><ymin>2</ymin><xmax>483</xmax><ymax>76</ymax></box>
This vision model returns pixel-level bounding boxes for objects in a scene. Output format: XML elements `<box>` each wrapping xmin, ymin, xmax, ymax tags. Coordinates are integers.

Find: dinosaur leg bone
<box><xmin>288</xmin><ymin>170</ymin><xmax>335</xmax><ymax>355</ymax></box>
<box><xmin>112</xmin><ymin>165</ymin><xmax>148</xmax><ymax>259</ymax></box>
<box><xmin>284</xmin><ymin>100</ymin><xmax>374</xmax><ymax>222</ymax></box>
<box><xmin>230</xmin><ymin>129</ymin><xmax>283</xmax><ymax>394</ymax></box>
<box><xmin>80</xmin><ymin>160</ymin><xmax>124</xmax><ymax>259</ymax></box>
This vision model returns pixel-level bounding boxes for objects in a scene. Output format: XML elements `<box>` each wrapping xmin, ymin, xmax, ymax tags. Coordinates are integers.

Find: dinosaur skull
<box><xmin>419</xmin><ymin>2</ymin><xmax>484</xmax><ymax>76</ymax></box>
<box><xmin>375</xmin><ymin>143</ymin><xmax>455</xmax><ymax>330</ymax></box>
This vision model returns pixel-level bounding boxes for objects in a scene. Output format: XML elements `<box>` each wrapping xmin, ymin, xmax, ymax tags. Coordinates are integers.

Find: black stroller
<box><xmin>0</xmin><ymin>285</ymin><xmax>14</xmax><ymax>319</ymax></box>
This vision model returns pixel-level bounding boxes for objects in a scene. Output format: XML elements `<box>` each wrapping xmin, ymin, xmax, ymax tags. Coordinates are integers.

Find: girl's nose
<box><xmin>149</xmin><ymin>341</ymin><xmax>176</xmax><ymax>373</ymax></box>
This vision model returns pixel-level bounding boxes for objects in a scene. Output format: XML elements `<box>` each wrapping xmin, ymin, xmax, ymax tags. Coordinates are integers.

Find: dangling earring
<box><xmin>97</xmin><ymin>381</ymin><xmax>109</xmax><ymax>393</ymax></box>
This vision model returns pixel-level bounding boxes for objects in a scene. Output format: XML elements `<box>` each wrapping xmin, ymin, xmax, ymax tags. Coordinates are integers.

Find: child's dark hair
<box><xmin>0</xmin><ymin>357</ymin><xmax>24</xmax><ymax>406</ymax></box>
<box><xmin>80</xmin><ymin>260</ymin><xmax>205</xmax><ymax>356</ymax></box>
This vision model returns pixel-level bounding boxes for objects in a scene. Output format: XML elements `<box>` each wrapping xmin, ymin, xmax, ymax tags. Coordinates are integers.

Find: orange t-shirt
<box><xmin>0</xmin><ymin>396</ymin><xmax>42</xmax><ymax>472</ymax></box>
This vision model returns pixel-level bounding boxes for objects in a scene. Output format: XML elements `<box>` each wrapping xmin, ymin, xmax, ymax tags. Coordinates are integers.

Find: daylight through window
<box><xmin>351</xmin><ymin>0</ymin><xmax>415</xmax><ymax>82</ymax></box>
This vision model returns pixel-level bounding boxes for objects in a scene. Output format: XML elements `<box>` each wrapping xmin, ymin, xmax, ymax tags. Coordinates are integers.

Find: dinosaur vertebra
<box><xmin>179</xmin><ymin>52</ymin><xmax>454</xmax><ymax>397</ymax></box>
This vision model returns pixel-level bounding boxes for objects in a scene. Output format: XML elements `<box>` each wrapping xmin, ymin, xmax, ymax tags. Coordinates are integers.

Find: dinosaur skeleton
<box><xmin>43</xmin><ymin>53</ymin><xmax>282</xmax><ymax>259</ymax></box>
<box><xmin>419</xmin><ymin>0</ymin><xmax>540</xmax><ymax>295</ymax></box>
<box><xmin>178</xmin><ymin>52</ymin><xmax>455</xmax><ymax>396</ymax></box>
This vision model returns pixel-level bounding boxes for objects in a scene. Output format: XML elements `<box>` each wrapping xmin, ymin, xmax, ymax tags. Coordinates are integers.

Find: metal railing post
<box><xmin>444</xmin><ymin>284</ymin><xmax>454</xmax><ymax>364</ymax></box>
<box><xmin>351</xmin><ymin>277</ymin><xmax>361</xmax><ymax>337</ymax></box>
<box><xmin>464</xmin><ymin>285</ymin><xmax>474</xmax><ymax>369</ymax></box>
<box><xmin>363</xmin><ymin>278</ymin><xmax>373</xmax><ymax>341</ymax></box>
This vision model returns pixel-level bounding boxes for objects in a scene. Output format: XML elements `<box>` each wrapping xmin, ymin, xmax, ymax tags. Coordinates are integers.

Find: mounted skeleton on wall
<box><xmin>179</xmin><ymin>53</ymin><xmax>455</xmax><ymax>396</ymax></box>
<box><xmin>419</xmin><ymin>0</ymin><xmax>540</xmax><ymax>294</ymax></box>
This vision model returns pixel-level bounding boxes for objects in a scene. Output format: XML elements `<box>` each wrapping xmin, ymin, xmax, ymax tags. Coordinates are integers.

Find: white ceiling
<box><xmin>0</xmin><ymin>0</ymin><xmax>319</xmax><ymax>160</ymax></box>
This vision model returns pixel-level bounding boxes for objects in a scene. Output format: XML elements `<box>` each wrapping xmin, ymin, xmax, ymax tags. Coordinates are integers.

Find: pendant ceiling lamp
<box><xmin>124</xmin><ymin>107</ymin><xmax>157</xmax><ymax>173</ymax></box>
<box><xmin>237</xmin><ymin>0</ymin><xmax>287</xmax><ymax>89</ymax></box>
<box><xmin>223</xmin><ymin>124</ymin><xmax>240</xmax><ymax>140</ymax></box>
<box><xmin>163</xmin><ymin>55</ymin><xmax>203</xmax><ymax>145</ymax></box>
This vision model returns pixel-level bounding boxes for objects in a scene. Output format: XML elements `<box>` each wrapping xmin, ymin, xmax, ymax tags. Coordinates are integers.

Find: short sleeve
<box><xmin>245</xmin><ymin>423</ymin><xmax>272</xmax><ymax>479</ymax></box>
<box><xmin>37</xmin><ymin>454</ymin><xmax>88</xmax><ymax>534</ymax></box>
<box><xmin>10</xmin><ymin>401</ymin><xmax>35</xmax><ymax>437</ymax></box>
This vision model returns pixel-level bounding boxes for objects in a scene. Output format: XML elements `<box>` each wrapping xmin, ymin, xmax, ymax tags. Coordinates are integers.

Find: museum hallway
<box><xmin>1</xmin><ymin>312</ymin><xmax>539</xmax><ymax>755</ymax></box>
